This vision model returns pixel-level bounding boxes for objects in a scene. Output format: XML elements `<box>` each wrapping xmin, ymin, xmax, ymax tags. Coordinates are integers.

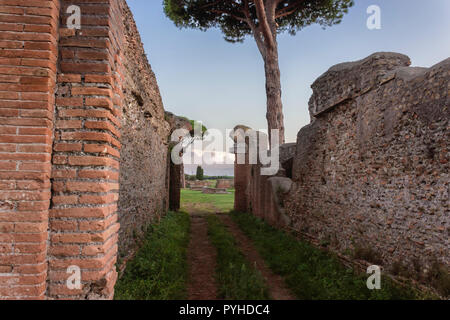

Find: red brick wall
<box><xmin>47</xmin><ymin>0</ymin><xmax>123</xmax><ymax>299</ymax></box>
<box><xmin>0</xmin><ymin>0</ymin><xmax>129</xmax><ymax>300</ymax></box>
<box><xmin>1</xmin><ymin>0</ymin><xmax>174</xmax><ymax>300</ymax></box>
<box><xmin>0</xmin><ymin>0</ymin><xmax>60</xmax><ymax>300</ymax></box>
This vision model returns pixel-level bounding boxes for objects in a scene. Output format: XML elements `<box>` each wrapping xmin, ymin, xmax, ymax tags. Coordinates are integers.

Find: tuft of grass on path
<box><xmin>114</xmin><ymin>211</ymin><xmax>190</xmax><ymax>300</ymax></box>
<box><xmin>230</xmin><ymin>211</ymin><xmax>431</xmax><ymax>300</ymax></box>
<box><xmin>206</xmin><ymin>215</ymin><xmax>270</xmax><ymax>300</ymax></box>
<box><xmin>181</xmin><ymin>189</ymin><xmax>234</xmax><ymax>213</ymax></box>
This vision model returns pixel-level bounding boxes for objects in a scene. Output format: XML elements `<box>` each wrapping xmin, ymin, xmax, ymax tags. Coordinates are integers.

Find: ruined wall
<box><xmin>232</xmin><ymin>132</ymin><xmax>293</xmax><ymax>227</ymax></box>
<box><xmin>0</xmin><ymin>0</ymin><xmax>60</xmax><ymax>299</ymax></box>
<box><xmin>286</xmin><ymin>53</ymin><xmax>449</xmax><ymax>272</ymax></box>
<box><xmin>215</xmin><ymin>179</ymin><xmax>234</xmax><ymax>189</ymax></box>
<box><xmin>117</xmin><ymin>3</ymin><xmax>170</xmax><ymax>262</ymax></box>
<box><xmin>186</xmin><ymin>180</ymin><xmax>211</xmax><ymax>188</ymax></box>
<box><xmin>49</xmin><ymin>0</ymin><xmax>125</xmax><ymax>299</ymax></box>
<box><xmin>165</xmin><ymin>112</ymin><xmax>192</xmax><ymax>212</ymax></box>
<box><xmin>0</xmin><ymin>0</ymin><xmax>173</xmax><ymax>300</ymax></box>
<box><xmin>235</xmin><ymin>52</ymin><xmax>449</xmax><ymax>291</ymax></box>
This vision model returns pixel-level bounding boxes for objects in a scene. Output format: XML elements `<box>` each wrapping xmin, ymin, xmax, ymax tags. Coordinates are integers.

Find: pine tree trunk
<box><xmin>263</xmin><ymin>43</ymin><xmax>285</xmax><ymax>145</ymax></box>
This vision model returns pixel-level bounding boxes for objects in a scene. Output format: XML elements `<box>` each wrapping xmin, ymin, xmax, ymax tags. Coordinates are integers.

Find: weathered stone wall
<box><xmin>232</xmin><ymin>130</ymin><xmax>293</xmax><ymax>227</ymax></box>
<box><xmin>287</xmin><ymin>52</ymin><xmax>449</xmax><ymax>272</ymax></box>
<box><xmin>117</xmin><ymin>2</ymin><xmax>170</xmax><ymax>262</ymax></box>
<box><xmin>165</xmin><ymin>112</ymin><xmax>192</xmax><ymax>212</ymax></box>
<box><xmin>235</xmin><ymin>52</ymin><xmax>449</xmax><ymax>291</ymax></box>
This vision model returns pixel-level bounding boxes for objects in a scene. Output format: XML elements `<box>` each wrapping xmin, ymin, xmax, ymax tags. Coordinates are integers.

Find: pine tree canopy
<box><xmin>164</xmin><ymin>0</ymin><xmax>354</xmax><ymax>44</ymax></box>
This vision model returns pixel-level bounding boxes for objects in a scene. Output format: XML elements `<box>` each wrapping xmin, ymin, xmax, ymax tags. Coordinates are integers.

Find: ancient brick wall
<box><xmin>0</xmin><ymin>0</ymin><xmax>173</xmax><ymax>300</ymax></box>
<box><xmin>235</xmin><ymin>52</ymin><xmax>449</xmax><ymax>288</ymax></box>
<box><xmin>0</xmin><ymin>0</ymin><xmax>60</xmax><ymax>300</ymax></box>
<box><xmin>47</xmin><ymin>0</ymin><xmax>125</xmax><ymax>300</ymax></box>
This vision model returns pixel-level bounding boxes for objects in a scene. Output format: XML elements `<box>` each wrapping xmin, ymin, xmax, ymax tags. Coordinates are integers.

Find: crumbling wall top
<box><xmin>165</xmin><ymin>111</ymin><xmax>193</xmax><ymax>132</ymax></box>
<box><xmin>308</xmin><ymin>52</ymin><xmax>411</xmax><ymax>117</ymax></box>
<box><xmin>279</xmin><ymin>143</ymin><xmax>296</xmax><ymax>164</ymax></box>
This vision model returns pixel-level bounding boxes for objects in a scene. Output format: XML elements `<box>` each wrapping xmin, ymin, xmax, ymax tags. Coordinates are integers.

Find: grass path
<box><xmin>181</xmin><ymin>189</ymin><xmax>271</xmax><ymax>300</ymax></box>
<box><xmin>218</xmin><ymin>214</ymin><xmax>295</xmax><ymax>300</ymax></box>
<box><xmin>187</xmin><ymin>214</ymin><xmax>218</xmax><ymax>300</ymax></box>
<box><xmin>206</xmin><ymin>214</ymin><xmax>269</xmax><ymax>300</ymax></box>
<box><xmin>115</xmin><ymin>189</ymin><xmax>431</xmax><ymax>300</ymax></box>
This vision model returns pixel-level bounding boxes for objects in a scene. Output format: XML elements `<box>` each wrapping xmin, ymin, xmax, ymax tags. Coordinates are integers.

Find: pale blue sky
<box><xmin>127</xmin><ymin>0</ymin><xmax>450</xmax><ymax>146</ymax></box>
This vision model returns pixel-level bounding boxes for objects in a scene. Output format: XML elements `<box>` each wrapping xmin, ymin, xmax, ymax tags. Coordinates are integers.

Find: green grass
<box><xmin>206</xmin><ymin>215</ymin><xmax>269</xmax><ymax>300</ymax></box>
<box><xmin>114</xmin><ymin>211</ymin><xmax>190</xmax><ymax>300</ymax></box>
<box><xmin>181</xmin><ymin>188</ymin><xmax>234</xmax><ymax>213</ymax></box>
<box><xmin>230</xmin><ymin>211</ymin><xmax>431</xmax><ymax>300</ymax></box>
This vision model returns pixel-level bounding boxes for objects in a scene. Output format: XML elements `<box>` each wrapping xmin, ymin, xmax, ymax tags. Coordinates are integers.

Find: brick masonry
<box><xmin>235</xmin><ymin>52</ymin><xmax>449</xmax><ymax>292</ymax></box>
<box><xmin>0</xmin><ymin>0</ymin><xmax>60</xmax><ymax>300</ymax></box>
<box><xmin>0</xmin><ymin>0</ymin><xmax>178</xmax><ymax>300</ymax></box>
<box><xmin>47</xmin><ymin>0</ymin><xmax>125</xmax><ymax>300</ymax></box>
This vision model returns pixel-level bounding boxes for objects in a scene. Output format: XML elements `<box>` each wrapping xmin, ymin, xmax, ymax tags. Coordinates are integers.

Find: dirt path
<box><xmin>218</xmin><ymin>214</ymin><xmax>296</xmax><ymax>300</ymax></box>
<box><xmin>187</xmin><ymin>214</ymin><xmax>218</xmax><ymax>300</ymax></box>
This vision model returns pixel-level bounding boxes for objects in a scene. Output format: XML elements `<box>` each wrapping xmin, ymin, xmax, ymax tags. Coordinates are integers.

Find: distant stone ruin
<box><xmin>233</xmin><ymin>52</ymin><xmax>449</xmax><ymax>292</ymax></box>
<box><xmin>202</xmin><ymin>188</ymin><xmax>230</xmax><ymax>195</ymax></box>
<box><xmin>187</xmin><ymin>180</ymin><xmax>211</xmax><ymax>189</ymax></box>
<box><xmin>166</xmin><ymin>112</ymin><xmax>193</xmax><ymax>212</ymax></box>
<box><xmin>215</xmin><ymin>179</ymin><xmax>234</xmax><ymax>189</ymax></box>
<box><xmin>187</xmin><ymin>179</ymin><xmax>233</xmax><ymax>194</ymax></box>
